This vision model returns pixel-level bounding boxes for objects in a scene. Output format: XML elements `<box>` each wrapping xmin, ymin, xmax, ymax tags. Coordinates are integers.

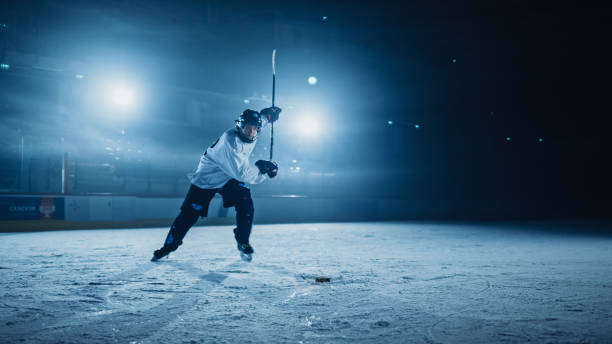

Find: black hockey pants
<box><xmin>161</xmin><ymin>179</ymin><xmax>255</xmax><ymax>253</ymax></box>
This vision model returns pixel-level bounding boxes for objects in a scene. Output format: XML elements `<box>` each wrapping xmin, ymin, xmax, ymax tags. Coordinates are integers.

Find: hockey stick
<box><xmin>270</xmin><ymin>49</ymin><xmax>276</xmax><ymax>160</ymax></box>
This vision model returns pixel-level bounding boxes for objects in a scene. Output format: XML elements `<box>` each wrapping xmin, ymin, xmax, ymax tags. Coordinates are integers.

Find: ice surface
<box><xmin>1</xmin><ymin>222</ymin><xmax>612</xmax><ymax>343</ymax></box>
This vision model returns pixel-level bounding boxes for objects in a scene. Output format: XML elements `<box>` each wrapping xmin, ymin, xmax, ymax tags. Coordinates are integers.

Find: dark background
<box><xmin>0</xmin><ymin>0</ymin><xmax>610</xmax><ymax>217</ymax></box>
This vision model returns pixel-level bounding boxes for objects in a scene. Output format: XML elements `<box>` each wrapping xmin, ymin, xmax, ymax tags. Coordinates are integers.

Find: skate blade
<box><xmin>151</xmin><ymin>253</ymin><xmax>169</xmax><ymax>262</ymax></box>
<box><xmin>239</xmin><ymin>252</ymin><xmax>253</xmax><ymax>262</ymax></box>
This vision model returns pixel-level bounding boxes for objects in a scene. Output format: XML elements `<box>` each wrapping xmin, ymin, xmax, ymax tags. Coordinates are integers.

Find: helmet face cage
<box><xmin>236</xmin><ymin>109</ymin><xmax>262</xmax><ymax>143</ymax></box>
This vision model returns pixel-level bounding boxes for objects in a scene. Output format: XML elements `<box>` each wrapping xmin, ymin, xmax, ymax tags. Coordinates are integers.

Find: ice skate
<box><xmin>237</xmin><ymin>242</ymin><xmax>254</xmax><ymax>262</ymax></box>
<box><xmin>151</xmin><ymin>246</ymin><xmax>171</xmax><ymax>262</ymax></box>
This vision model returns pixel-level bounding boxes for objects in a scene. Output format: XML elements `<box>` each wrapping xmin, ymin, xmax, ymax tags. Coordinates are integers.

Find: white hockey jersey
<box><xmin>188</xmin><ymin>126</ymin><xmax>268</xmax><ymax>189</ymax></box>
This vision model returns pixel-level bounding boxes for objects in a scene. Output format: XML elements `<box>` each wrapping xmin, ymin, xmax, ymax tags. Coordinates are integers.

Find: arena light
<box><xmin>297</xmin><ymin>115</ymin><xmax>323</xmax><ymax>138</ymax></box>
<box><xmin>106</xmin><ymin>82</ymin><xmax>139</xmax><ymax>111</ymax></box>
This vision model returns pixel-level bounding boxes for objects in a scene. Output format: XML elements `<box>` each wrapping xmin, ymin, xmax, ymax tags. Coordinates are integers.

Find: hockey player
<box><xmin>151</xmin><ymin>106</ymin><xmax>281</xmax><ymax>262</ymax></box>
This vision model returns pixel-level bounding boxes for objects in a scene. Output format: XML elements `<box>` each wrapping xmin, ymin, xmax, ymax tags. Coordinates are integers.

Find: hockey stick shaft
<box><xmin>270</xmin><ymin>49</ymin><xmax>276</xmax><ymax>160</ymax></box>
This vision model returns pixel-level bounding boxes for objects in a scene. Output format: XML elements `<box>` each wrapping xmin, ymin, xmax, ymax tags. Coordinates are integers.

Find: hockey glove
<box><xmin>259</xmin><ymin>106</ymin><xmax>281</xmax><ymax>123</ymax></box>
<box><xmin>255</xmin><ymin>160</ymin><xmax>279</xmax><ymax>178</ymax></box>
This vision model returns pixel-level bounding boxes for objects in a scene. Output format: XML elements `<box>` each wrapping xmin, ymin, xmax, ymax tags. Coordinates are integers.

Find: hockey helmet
<box><xmin>236</xmin><ymin>109</ymin><xmax>262</xmax><ymax>143</ymax></box>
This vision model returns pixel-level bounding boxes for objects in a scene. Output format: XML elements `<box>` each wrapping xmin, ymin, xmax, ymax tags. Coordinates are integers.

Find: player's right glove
<box><xmin>255</xmin><ymin>160</ymin><xmax>279</xmax><ymax>178</ymax></box>
<box><xmin>259</xmin><ymin>106</ymin><xmax>281</xmax><ymax>123</ymax></box>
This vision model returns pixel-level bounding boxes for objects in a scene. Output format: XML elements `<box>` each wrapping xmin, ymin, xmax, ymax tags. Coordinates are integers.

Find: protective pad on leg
<box><xmin>163</xmin><ymin>208</ymin><xmax>199</xmax><ymax>251</ymax></box>
<box><xmin>234</xmin><ymin>193</ymin><xmax>254</xmax><ymax>244</ymax></box>
<box><xmin>220</xmin><ymin>179</ymin><xmax>255</xmax><ymax>244</ymax></box>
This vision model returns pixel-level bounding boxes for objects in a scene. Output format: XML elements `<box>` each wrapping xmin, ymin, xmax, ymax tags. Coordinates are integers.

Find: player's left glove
<box><xmin>255</xmin><ymin>160</ymin><xmax>279</xmax><ymax>178</ymax></box>
<box><xmin>259</xmin><ymin>106</ymin><xmax>281</xmax><ymax>123</ymax></box>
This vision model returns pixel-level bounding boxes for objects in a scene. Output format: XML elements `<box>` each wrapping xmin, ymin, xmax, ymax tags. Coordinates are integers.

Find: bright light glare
<box><xmin>308</xmin><ymin>76</ymin><xmax>317</xmax><ymax>85</ymax></box>
<box><xmin>107</xmin><ymin>83</ymin><xmax>138</xmax><ymax>110</ymax></box>
<box><xmin>297</xmin><ymin>115</ymin><xmax>323</xmax><ymax>138</ymax></box>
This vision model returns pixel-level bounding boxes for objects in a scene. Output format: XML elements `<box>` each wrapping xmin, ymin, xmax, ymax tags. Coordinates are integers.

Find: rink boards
<box><xmin>1</xmin><ymin>193</ymin><xmax>603</xmax><ymax>232</ymax></box>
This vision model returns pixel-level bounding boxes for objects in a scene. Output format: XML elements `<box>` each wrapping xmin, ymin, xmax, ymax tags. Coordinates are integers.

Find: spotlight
<box><xmin>297</xmin><ymin>115</ymin><xmax>323</xmax><ymax>138</ymax></box>
<box><xmin>107</xmin><ymin>82</ymin><xmax>138</xmax><ymax>111</ymax></box>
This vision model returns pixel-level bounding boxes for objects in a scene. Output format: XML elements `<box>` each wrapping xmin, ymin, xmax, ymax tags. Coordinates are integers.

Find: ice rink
<box><xmin>1</xmin><ymin>222</ymin><xmax>611</xmax><ymax>343</ymax></box>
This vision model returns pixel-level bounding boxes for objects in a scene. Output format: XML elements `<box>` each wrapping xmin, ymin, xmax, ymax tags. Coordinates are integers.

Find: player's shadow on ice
<box><xmin>165</xmin><ymin>261</ymin><xmax>229</xmax><ymax>283</ymax></box>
